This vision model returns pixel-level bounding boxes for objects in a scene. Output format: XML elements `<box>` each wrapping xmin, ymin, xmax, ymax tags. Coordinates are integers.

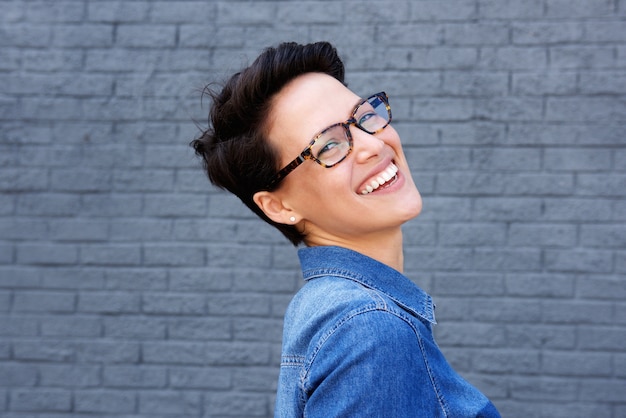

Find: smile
<box><xmin>360</xmin><ymin>162</ymin><xmax>399</xmax><ymax>195</ymax></box>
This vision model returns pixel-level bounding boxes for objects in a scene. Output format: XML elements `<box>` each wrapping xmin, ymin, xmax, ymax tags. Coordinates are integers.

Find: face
<box><xmin>265</xmin><ymin>73</ymin><xmax>422</xmax><ymax>245</ymax></box>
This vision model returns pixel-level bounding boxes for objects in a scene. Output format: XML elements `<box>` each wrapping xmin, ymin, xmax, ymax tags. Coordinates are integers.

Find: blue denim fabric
<box><xmin>275</xmin><ymin>246</ymin><xmax>501</xmax><ymax>418</ymax></box>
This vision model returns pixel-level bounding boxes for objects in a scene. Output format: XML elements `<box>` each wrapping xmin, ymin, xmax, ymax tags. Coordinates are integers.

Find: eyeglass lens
<box><xmin>310</xmin><ymin>94</ymin><xmax>390</xmax><ymax>166</ymax></box>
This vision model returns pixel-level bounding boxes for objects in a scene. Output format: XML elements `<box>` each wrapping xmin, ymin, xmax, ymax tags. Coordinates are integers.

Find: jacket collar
<box><xmin>298</xmin><ymin>245</ymin><xmax>436</xmax><ymax>324</ymax></box>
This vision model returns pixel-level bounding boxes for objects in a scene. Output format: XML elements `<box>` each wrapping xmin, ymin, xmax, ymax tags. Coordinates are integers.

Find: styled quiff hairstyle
<box><xmin>190</xmin><ymin>42</ymin><xmax>346</xmax><ymax>246</ymax></box>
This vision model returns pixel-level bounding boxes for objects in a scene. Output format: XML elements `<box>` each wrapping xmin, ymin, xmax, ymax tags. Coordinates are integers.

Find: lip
<box><xmin>357</xmin><ymin>158</ymin><xmax>404</xmax><ymax>196</ymax></box>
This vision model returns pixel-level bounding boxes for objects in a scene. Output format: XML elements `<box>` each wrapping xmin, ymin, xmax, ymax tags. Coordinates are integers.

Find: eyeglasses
<box><xmin>264</xmin><ymin>92</ymin><xmax>392</xmax><ymax>190</ymax></box>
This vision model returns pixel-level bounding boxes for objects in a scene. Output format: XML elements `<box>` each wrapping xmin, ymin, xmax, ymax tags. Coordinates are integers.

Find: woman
<box><xmin>192</xmin><ymin>42</ymin><xmax>501</xmax><ymax>417</ymax></box>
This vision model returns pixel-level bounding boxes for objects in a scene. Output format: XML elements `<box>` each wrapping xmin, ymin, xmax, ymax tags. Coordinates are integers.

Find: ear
<box><xmin>253</xmin><ymin>190</ymin><xmax>297</xmax><ymax>225</ymax></box>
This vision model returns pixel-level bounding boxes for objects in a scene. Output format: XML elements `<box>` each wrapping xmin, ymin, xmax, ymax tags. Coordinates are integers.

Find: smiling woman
<box><xmin>191</xmin><ymin>41</ymin><xmax>501</xmax><ymax>418</ymax></box>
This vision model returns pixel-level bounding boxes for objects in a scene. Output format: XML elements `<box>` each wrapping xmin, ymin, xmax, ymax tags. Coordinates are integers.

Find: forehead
<box><xmin>267</xmin><ymin>73</ymin><xmax>360</xmax><ymax>163</ymax></box>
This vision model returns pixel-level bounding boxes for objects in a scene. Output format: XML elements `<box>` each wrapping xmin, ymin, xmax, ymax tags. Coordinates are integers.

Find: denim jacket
<box><xmin>274</xmin><ymin>245</ymin><xmax>501</xmax><ymax>418</ymax></box>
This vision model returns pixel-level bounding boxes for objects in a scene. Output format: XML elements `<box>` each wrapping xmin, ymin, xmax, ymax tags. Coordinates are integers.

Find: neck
<box><xmin>305</xmin><ymin>227</ymin><xmax>405</xmax><ymax>273</ymax></box>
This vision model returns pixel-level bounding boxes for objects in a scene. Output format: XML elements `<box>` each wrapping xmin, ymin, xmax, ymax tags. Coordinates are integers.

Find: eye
<box><xmin>316</xmin><ymin>138</ymin><xmax>342</xmax><ymax>158</ymax></box>
<box><xmin>358</xmin><ymin>112</ymin><xmax>377</xmax><ymax>126</ymax></box>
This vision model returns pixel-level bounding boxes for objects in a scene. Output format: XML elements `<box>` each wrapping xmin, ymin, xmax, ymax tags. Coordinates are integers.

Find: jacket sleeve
<box><xmin>301</xmin><ymin>308</ymin><xmax>446</xmax><ymax>418</ymax></box>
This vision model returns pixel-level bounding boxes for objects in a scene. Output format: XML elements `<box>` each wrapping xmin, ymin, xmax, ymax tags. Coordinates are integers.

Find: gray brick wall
<box><xmin>1</xmin><ymin>1</ymin><xmax>625</xmax><ymax>417</ymax></box>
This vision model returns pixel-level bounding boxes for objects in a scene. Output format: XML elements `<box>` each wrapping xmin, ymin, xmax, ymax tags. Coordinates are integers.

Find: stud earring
<box><xmin>289</xmin><ymin>216</ymin><xmax>296</xmax><ymax>223</ymax></box>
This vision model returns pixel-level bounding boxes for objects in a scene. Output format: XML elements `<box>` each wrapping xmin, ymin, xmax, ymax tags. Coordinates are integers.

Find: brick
<box><xmin>479</xmin><ymin>47</ymin><xmax>548</xmax><ymax>70</ymax></box>
<box><xmin>233</xmin><ymin>317</ymin><xmax>284</xmax><ymax>342</ymax></box>
<box><xmin>547</xmin><ymin>97</ymin><xmax>626</xmax><ymax>122</ymax></box>
<box><xmin>0</xmin><ymin>363</ymin><xmax>38</xmax><ymax>386</ymax></box>
<box><xmin>512</xmin><ymin>71</ymin><xmax>578</xmax><ymax>95</ymax></box>
<box><xmin>381</xmin><ymin>24</ymin><xmax>443</xmax><ymax>46</ymax></box>
<box><xmin>579</xmin><ymin>71</ymin><xmax>626</xmax><ymax>94</ymax></box>
<box><xmin>52</xmin><ymin>24</ymin><xmax>113</xmax><ymax>47</ymax></box>
<box><xmin>509</xmin><ymin>376</ymin><xmax>578</xmax><ymax>401</ymax></box>
<box><xmin>402</xmin><ymin>247</ymin><xmax>472</xmax><ymax>271</ymax></box>
<box><xmin>233</xmin><ymin>366</ymin><xmax>279</xmax><ymax>391</ymax></box>
<box><xmin>75</xmin><ymin>341</ymin><xmax>139</xmax><ymax>363</ymax></box>
<box><xmin>143</xmin><ymin>293</ymin><xmax>205</xmax><ymax>315</ymax></box>
<box><xmin>75</xmin><ymin>390</ymin><xmax>135</xmax><ymax>413</ymax></box>
<box><xmin>13</xmin><ymin>291</ymin><xmax>75</xmax><ymax>313</ymax></box>
<box><xmin>17</xmin><ymin>194</ymin><xmax>81</xmax><ymax>216</ymax></box>
<box><xmin>168</xmin><ymin>268</ymin><xmax>232</xmax><ymax>292</ymax></box>
<box><xmin>542</xmin><ymin>300</ymin><xmax>613</xmax><ymax>324</ymax></box>
<box><xmin>444</xmin><ymin>23</ymin><xmax>510</xmax><ymax>45</ymax></box>
<box><xmin>577</xmin><ymin>174</ymin><xmax>626</xmax><ymax>197</ymax></box>
<box><xmin>513</xmin><ymin>22</ymin><xmax>584</xmax><ymax>44</ymax></box>
<box><xmin>41</xmin><ymin>316</ymin><xmax>102</xmax><ymax>337</ymax></box>
<box><xmin>277</xmin><ymin>2</ymin><xmax>343</xmax><ymax>23</ymax></box>
<box><xmin>11</xmin><ymin>389</ymin><xmax>71</xmax><ymax>412</ymax></box>
<box><xmin>116</xmin><ymin>24</ymin><xmax>176</xmax><ymax>47</ymax></box>
<box><xmin>49</xmin><ymin>219</ymin><xmax>109</xmax><ymax>241</ymax></box>
<box><xmin>104</xmin><ymin>316</ymin><xmax>166</xmax><ymax>339</ymax></box>
<box><xmin>144</xmin><ymin>194</ymin><xmax>206</xmax><ymax>217</ymax></box>
<box><xmin>442</xmin><ymin>72</ymin><xmax>508</xmax><ymax>97</ymax></box>
<box><xmin>474</xmin><ymin>197</ymin><xmax>543</xmax><ymax>221</ymax></box>
<box><xmin>16</xmin><ymin>243</ymin><xmax>79</xmax><ymax>265</ymax></box>
<box><xmin>581</xmin><ymin>224</ymin><xmax>626</xmax><ymax>247</ymax></box>
<box><xmin>13</xmin><ymin>340</ymin><xmax>73</xmax><ymax>362</ymax></box>
<box><xmin>440</xmin><ymin>223</ymin><xmax>507</xmax><ymax>246</ymax></box>
<box><xmin>475</xmin><ymin>97</ymin><xmax>544</xmax><ymax>121</ymax></box>
<box><xmin>168</xmin><ymin>317</ymin><xmax>231</xmax><ymax>341</ymax></box>
<box><xmin>103</xmin><ymin>365</ymin><xmax>167</xmax><ymax>388</ymax></box>
<box><xmin>144</xmin><ymin>244</ymin><xmax>205</xmax><ymax>267</ymax></box>
<box><xmin>216</xmin><ymin>2</ymin><xmax>277</xmax><ymax>24</ymax></box>
<box><xmin>545</xmin><ymin>0</ymin><xmax>614</xmax><ymax>17</ymax></box>
<box><xmin>170</xmin><ymin>366</ymin><xmax>231</xmax><ymax>389</ymax></box>
<box><xmin>0</xmin><ymin>219</ymin><xmax>47</xmax><ymax>240</ymax></box>
<box><xmin>39</xmin><ymin>364</ymin><xmax>100</xmax><ymax>387</ymax></box>
<box><xmin>433</xmin><ymin>273</ymin><xmax>504</xmax><ymax>296</ymax></box>
<box><xmin>41</xmin><ymin>267</ymin><xmax>105</xmax><ymax>289</ymax></box>
<box><xmin>80</xmin><ymin>244</ymin><xmax>141</xmax><ymax>266</ymax></box>
<box><xmin>440</xmin><ymin>123</ymin><xmax>506</xmax><ymax>145</ymax></box>
<box><xmin>0</xmin><ymin>24</ymin><xmax>52</xmax><ymax>47</ymax></box>
<box><xmin>472</xmin><ymin>299</ymin><xmax>542</xmax><ymax>322</ymax></box>
<box><xmin>545</xmin><ymin>249</ymin><xmax>613</xmax><ymax>273</ymax></box>
<box><xmin>542</xmin><ymin>351</ymin><xmax>612</xmax><ymax>376</ymax></box>
<box><xmin>208</xmin><ymin>244</ymin><xmax>272</xmax><ymax>269</ymax></box>
<box><xmin>0</xmin><ymin>168</ymin><xmax>48</xmax><ymax>192</ymax></box>
<box><xmin>542</xmin><ymin>198</ymin><xmax>612</xmax><ymax>221</ymax></box>
<box><xmin>207</xmin><ymin>293</ymin><xmax>270</xmax><ymax>317</ymax></box>
<box><xmin>579</xmin><ymin>378</ymin><xmax>626</xmax><ymax>402</ymax></box>
<box><xmin>506</xmin><ymin>324</ymin><xmax>576</xmax><ymax>349</ymax></box>
<box><xmin>150</xmin><ymin>1</ymin><xmax>216</xmax><ymax>23</ymax></box>
<box><xmin>474</xmin><ymin>248</ymin><xmax>542</xmax><ymax>271</ymax></box>
<box><xmin>78</xmin><ymin>292</ymin><xmax>141</xmax><ymax>313</ymax></box>
<box><xmin>578</xmin><ymin>326</ymin><xmax>626</xmax><ymax>350</ymax></box>
<box><xmin>88</xmin><ymin>1</ymin><xmax>149</xmax><ymax>22</ymax></box>
<box><xmin>410</xmin><ymin>0</ymin><xmax>477</xmax><ymax>20</ymax></box>
<box><xmin>206</xmin><ymin>392</ymin><xmax>269</xmax><ymax>416</ymax></box>
<box><xmin>22</xmin><ymin>49</ymin><xmax>83</xmax><ymax>71</ymax></box>
<box><xmin>551</xmin><ymin>46</ymin><xmax>616</xmax><ymax>69</ymax></box>
<box><xmin>81</xmin><ymin>194</ymin><xmax>143</xmax><ymax>217</ymax></box>
<box><xmin>405</xmin><ymin>147</ymin><xmax>471</xmax><ymax>170</ymax></box>
<box><xmin>473</xmin><ymin>349</ymin><xmax>541</xmax><ymax>374</ymax></box>
<box><xmin>142</xmin><ymin>342</ymin><xmax>206</xmax><ymax>365</ymax></box>
<box><xmin>577</xmin><ymin>275</ymin><xmax>626</xmax><ymax>299</ymax></box>
<box><xmin>25</xmin><ymin>1</ymin><xmax>85</xmax><ymax>22</ymax></box>
<box><xmin>508</xmin><ymin>224</ymin><xmax>577</xmax><ymax>247</ymax></box>
<box><xmin>478</xmin><ymin>0</ymin><xmax>544</xmax><ymax>18</ymax></box>
<box><xmin>435</xmin><ymin>322</ymin><xmax>507</xmax><ymax>347</ymax></box>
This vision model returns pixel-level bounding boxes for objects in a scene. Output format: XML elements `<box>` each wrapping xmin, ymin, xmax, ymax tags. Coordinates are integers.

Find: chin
<box><xmin>398</xmin><ymin>191</ymin><xmax>423</xmax><ymax>222</ymax></box>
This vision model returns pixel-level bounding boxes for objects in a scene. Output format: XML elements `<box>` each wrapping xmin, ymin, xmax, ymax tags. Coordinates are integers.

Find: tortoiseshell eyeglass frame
<box><xmin>263</xmin><ymin>92</ymin><xmax>392</xmax><ymax>190</ymax></box>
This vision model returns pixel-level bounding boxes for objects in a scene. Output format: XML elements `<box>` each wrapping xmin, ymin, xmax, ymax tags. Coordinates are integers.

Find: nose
<box><xmin>350</xmin><ymin>125</ymin><xmax>385</xmax><ymax>163</ymax></box>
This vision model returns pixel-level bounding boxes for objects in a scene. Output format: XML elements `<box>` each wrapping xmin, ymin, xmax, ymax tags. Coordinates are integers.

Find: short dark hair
<box><xmin>190</xmin><ymin>42</ymin><xmax>345</xmax><ymax>246</ymax></box>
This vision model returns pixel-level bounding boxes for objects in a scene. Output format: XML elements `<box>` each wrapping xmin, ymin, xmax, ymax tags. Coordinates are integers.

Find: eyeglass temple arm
<box><xmin>265</xmin><ymin>154</ymin><xmax>307</xmax><ymax>190</ymax></box>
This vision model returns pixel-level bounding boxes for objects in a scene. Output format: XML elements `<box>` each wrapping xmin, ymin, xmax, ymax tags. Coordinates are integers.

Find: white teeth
<box><xmin>360</xmin><ymin>163</ymin><xmax>399</xmax><ymax>195</ymax></box>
